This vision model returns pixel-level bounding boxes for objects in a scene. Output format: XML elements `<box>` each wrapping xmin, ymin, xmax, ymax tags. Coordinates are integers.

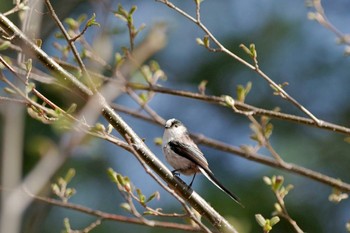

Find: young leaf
<box><xmin>198</xmin><ymin>80</ymin><xmax>208</xmax><ymax>94</ymax></box>
<box><xmin>146</xmin><ymin>191</ymin><xmax>160</xmax><ymax>203</ymax></box>
<box><xmin>64</xmin><ymin>168</ymin><xmax>76</xmax><ymax>183</ymax></box>
<box><xmin>87</xmin><ymin>13</ymin><xmax>100</xmax><ymax>27</ymax></box>
<box><xmin>255</xmin><ymin>214</ymin><xmax>266</xmax><ymax>227</ymax></box>
<box><xmin>154</xmin><ymin>137</ymin><xmax>163</xmax><ymax>146</ymax></box>
<box><xmin>120</xmin><ymin>202</ymin><xmax>132</xmax><ymax>213</ymax></box>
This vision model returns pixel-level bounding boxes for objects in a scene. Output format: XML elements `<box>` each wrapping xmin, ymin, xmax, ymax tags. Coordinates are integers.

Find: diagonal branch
<box><xmin>112</xmin><ymin>104</ymin><xmax>350</xmax><ymax>192</ymax></box>
<box><xmin>0</xmin><ymin>12</ymin><xmax>239</xmax><ymax>233</ymax></box>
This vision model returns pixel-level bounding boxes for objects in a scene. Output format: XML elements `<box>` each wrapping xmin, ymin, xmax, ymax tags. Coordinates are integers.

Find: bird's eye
<box><xmin>174</xmin><ymin>124</ymin><xmax>178</xmax><ymax>128</ymax></box>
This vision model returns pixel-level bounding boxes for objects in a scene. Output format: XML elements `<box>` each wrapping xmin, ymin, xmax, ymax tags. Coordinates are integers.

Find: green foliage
<box><xmin>86</xmin><ymin>13</ymin><xmax>100</xmax><ymax>27</ymax></box>
<box><xmin>61</xmin><ymin>217</ymin><xmax>71</xmax><ymax>233</ymax></box>
<box><xmin>107</xmin><ymin>168</ymin><xmax>160</xmax><ymax>211</ymax></box>
<box><xmin>240</xmin><ymin>43</ymin><xmax>257</xmax><ymax>60</ymax></box>
<box><xmin>153</xmin><ymin>137</ymin><xmax>162</xmax><ymax>146</ymax></box>
<box><xmin>236</xmin><ymin>81</ymin><xmax>252</xmax><ymax>102</ymax></box>
<box><xmin>114</xmin><ymin>4</ymin><xmax>145</xmax><ymax>49</ymax></box>
<box><xmin>0</xmin><ymin>41</ymin><xmax>11</xmax><ymax>50</ymax></box>
<box><xmin>263</xmin><ymin>175</ymin><xmax>294</xmax><ymax>198</ymax></box>
<box><xmin>270</xmin><ymin>82</ymin><xmax>289</xmax><ymax>96</ymax></box>
<box><xmin>51</xmin><ymin>168</ymin><xmax>77</xmax><ymax>203</ymax></box>
<box><xmin>198</xmin><ymin>80</ymin><xmax>208</xmax><ymax>94</ymax></box>
<box><xmin>255</xmin><ymin>214</ymin><xmax>280</xmax><ymax>233</ymax></box>
<box><xmin>196</xmin><ymin>35</ymin><xmax>210</xmax><ymax>48</ymax></box>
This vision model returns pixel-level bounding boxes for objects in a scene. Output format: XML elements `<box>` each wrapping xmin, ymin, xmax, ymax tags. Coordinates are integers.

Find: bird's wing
<box><xmin>168</xmin><ymin>140</ymin><xmax>209</xmax><ymax>169</ymax></box>
<box><xmin>168</xmin><ymin>140</ymin><xmax>243</xmax><ymax>207</ymax></box>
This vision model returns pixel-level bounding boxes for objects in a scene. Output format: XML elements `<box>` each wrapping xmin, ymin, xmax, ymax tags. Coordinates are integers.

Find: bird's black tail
<box><xmin>199</xmin><ymin>167</ymin><xmax>244</xmax><ymax>208</ymax></box>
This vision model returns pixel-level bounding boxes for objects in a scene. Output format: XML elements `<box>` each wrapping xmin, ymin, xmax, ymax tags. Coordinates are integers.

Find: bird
<box><xmin>162</xmin><ymin>118</ymin><xmax>243</xmax><ymax>207</ymax></box>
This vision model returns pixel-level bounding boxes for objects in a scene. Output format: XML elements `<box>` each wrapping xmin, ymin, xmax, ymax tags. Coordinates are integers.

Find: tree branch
<box><xmin>0</xmin><ymin>12</ymin><xmax>239</xmax><ymax>233</ymax></box>
<box><xmin>29</xmin><ymin>193</ymin><xmax>202</xmax><ymax>232</ymax></box>
<box><xmin>127</xmin><ymin>83</ymin><xmax>350</xmax><ymax>136</ymax></box>
<box><xmin>112</xmin><ymin>104</ymin><xmax>350</xmax><ymax>192</ymax></box>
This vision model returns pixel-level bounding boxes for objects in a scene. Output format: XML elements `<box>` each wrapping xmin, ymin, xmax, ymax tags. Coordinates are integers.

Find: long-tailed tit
<box><xmin>162</xmin><ymin>118</ymin><xmax>243</xmax><ymax>206</ymax></box>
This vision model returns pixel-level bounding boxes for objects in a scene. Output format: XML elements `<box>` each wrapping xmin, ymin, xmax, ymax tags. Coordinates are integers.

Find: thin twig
<box><xmin>157</xmin><ymin>0</ymin><xmax>322</xmax><ymax>126</ymax></box>
<box><xmin>127</xmin><ymin>83</ymin><xmax>350</xmax><ymax>136</ymax></box>
<box><xmin>274</xmin><ymin>193</ymin><xmax>304</xmax><ymax>233</ymax></box>
<box><xmin>112</xmin><ymin>104</ymin><xmax>350</xmax><ymax>192</ymax></box>
<box><xmin>27</xmin><ymin>192</ymin><xmax>202</xmax><ymax>232</ymax></box>
<box><xmin>44</xmin><ymin>0</ymin><xmax>97</xmax><ymax>93</ymax></box>
<box><xmin>125</xmin><ymin>135</ymin><xmax>210</xmax><ymax>232</ymax></box>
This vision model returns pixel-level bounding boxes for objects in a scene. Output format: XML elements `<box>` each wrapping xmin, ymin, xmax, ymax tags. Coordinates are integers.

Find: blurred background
<box><xmin>1</xmin><ymin>0</ymin><xmax>350</xmax><ymax>232</ymax></box>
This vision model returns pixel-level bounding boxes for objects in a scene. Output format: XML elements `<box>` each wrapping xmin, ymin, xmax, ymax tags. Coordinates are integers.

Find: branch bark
<box><xmin>0</xmin><ymin>13</ymin><xmax>239</xmax><ymax>233</ymax></box>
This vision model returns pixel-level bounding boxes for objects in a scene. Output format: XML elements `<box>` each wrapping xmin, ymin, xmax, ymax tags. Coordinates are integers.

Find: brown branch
<box><xmin>127</xmin><ymin>83</ymin><xmax>350</xmax><ymax>136</ymax></box>
<box><xmin>157</xmin><ymin>0</ymin><xmax>323</xmax><ymax>126</ymax></box>
<box><xmin>112</xmin><ymin>104</ymin><xmax>350</xmax><ymax>192</ymax></box>
<box><xmin>0</xmin><ymin>14</ymin><xmax>93</xmax><ymax>96</ymax></box>
<box><xmin>125</xmin><ymin>135</ymin><xmax>211</xmax><ymax>232</ymax></box>
<box><xmin>0</xmin><ymin>13</ymin><xmax>239</xmax><ymax>233</ymax></box>
<box><xmin>44</xmin><ymin>0</ymin><xmax>97</xmax><ymax>93</ymax></box>
<box><xmin>309</xmin><ymin>0</ymin><xmax>350</xmax><ymax>47</ymax></box>
<box><xmin>274</xmin><ymin>193</ymin><xmax>303</xmax><ymax>233</ymax></box>
<box><xmin>30</xmin><ymin>194</ymin><xmax>202</xmax><ymax>232</ymax></box>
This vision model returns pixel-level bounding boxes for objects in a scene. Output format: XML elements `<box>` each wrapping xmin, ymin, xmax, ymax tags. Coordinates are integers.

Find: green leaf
<box><xmin>92</xmin><ymin>123</ymin><xmax>106</xmax><ymax>133</ymax></box>
<box><xmin>154</xmin><ymin>137</ymin><xmax>163</xmax><ymax>146</ymax></box>
<box><xmin>203</xmin><ymin>35</ymin><xmax>210</xmax><ymax>48</ymax></box>
<box><xmin>58</xmin><ymin>177</ymin><xmax>66</xmax><ymax>186</ymax></box>
<box><xmin>198</xmin><ymin>80</ymin><xmax>208</xmax><ymax>94</ymax></box>
<box><xmin>107</xmin><ymin>168</ymin><xmax>118</xmax><ymax>183</ymax></box>
<box><xmin>0</xmin><ymin>41</ymin><xmax>11</xmax><ymax>51</ymax></box>
<box><xmin>63</xmin><ymin>218</ymin><xmax>71</xmax><ymax>232</ymax></box>
<box><xmin>114</xmin><ymin>4</ymin><xmax>128</xmax><ymax>21</ymax></box>
<box><xmin>65</xmin><ymin>188</ymin><xmax>76</xmax><ymax>199</ymax></box>
<box><xmin>263</xmin><ymin>219</ymin><xmax>272</xmax><ymax>232</ymax></box>
<box><xmin>274</xmin><ymin>203</ymin><xmax>282</xmax><ymax>213</ymax></box>
<box><xmin>236</xmin><ymin>84</ymin><xmax>245</xmax><ymax>102</ymax></box>
<box><xmin>107</xmin><ymin>124</ymin><xmax>113</xmax><ymax>134</ymax></box>
<box><xmin>64</xmin><ymin>18</ymin><xmax>79</xmax><ymax>29</ymax></box>
<box><xmin>221</xmin><ymin>95</ymin><xmax>235</xmax><ymax>107</ymax></box>
<box><xmin>66</xmin><ymin>103</ymin><xmax>77</xmax><ymax>114</ymax></box>
<box><xmin>129</xmin><ymin>5</ymin><xmax>137</xmax><ymax>15</ymax></box>
<box><xmin>196</xmin><ymin>38</ymin><xmax>204</xmax><ymax>46</ymax></box>
<box><xmin>77</xmin><ymin>14</ymin><xmax>87</xmax><ymax>24</ymax></box>
<box><xmin>146</xmin><ymin>191</ymin><xmax>160</xmax><ymax>203</ymax></box>
<box><xmin>263</xmin><ymin>176</ymin><xmax>272</xmax><ymax>185</ymax></box>
<box><xmin>117</xmin><ymin>173</ymin><xmax>126</xmax><ymax>186</ymax></box>
<box><xmin>87</xmin><ymin>13</ymin><xmax>100</xmax><ymax>27</ymax></box>
<box><xmin>239</xmin><ymin>43</ymin><xmax>251</xmax><ymax>56</ymax></box>
<box><xmin>139</xmin><ymin>92</ymin><xmax>149</xmax><ymax>103</ymax></box>
<box><xmin>272</xmin><ymin>175</ymin><xmax>284</xmax><ymax>191</ymax></box>
<box><xmin>4</xmin><ymin>87</ymin><xmax>16</xmax><ymax>95</ymax></box>
<box><xmin>270</xmin><ymin>216</ymin><xmax>280</xmax><ymax>226</ymax></box>
<box><xmin>51</xmin><ymin>183</ymin><xmax>60</xmax><ymax>195</ymax></box>
<box><xmin>255</xmin><ymin>214</ymin><xmax>266</xmax><ymax>227</ymax></box>
<box><xmin>120</xmin><ymin>202</ymin><xmax>132</xmax><ymax>213</ymax></box>
<box><xmin>249</xmin><ymin>43</ymin><xmax>257</xmax><ymax>58</ymax></box>
<box><xmin>25</xmin><ymin>59</ymin><xmax>32</xmax><ymax>72</ymax></box>
<box><xmin>64</xmin><ymin>168</ymin><xmax>76</xmax><ymax>183</ymax></box>
<box><xmin>264</xmin><ymin>122</ymin><xmax>274</xmax><ymax>138</ymax></box>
